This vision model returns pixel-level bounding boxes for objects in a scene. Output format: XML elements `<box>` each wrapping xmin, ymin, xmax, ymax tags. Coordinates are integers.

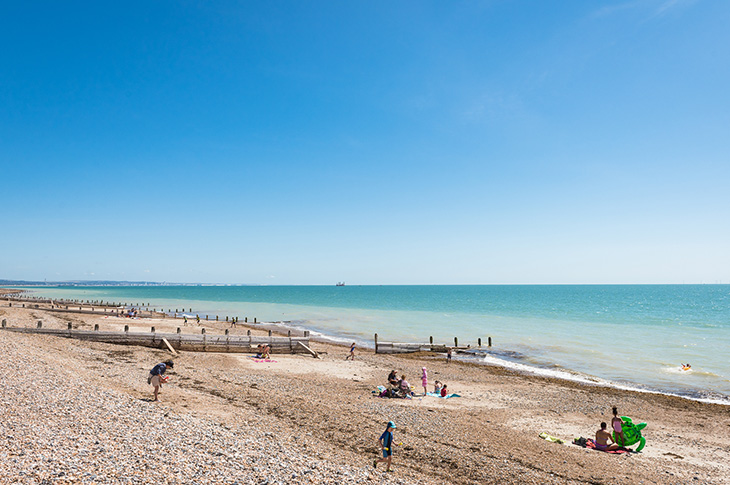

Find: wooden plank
<box><xmin>161</xmin><ymin>337</ymin><xmax>179</xmax><ymax>356</ymax></box>
<box><xmin>296</xmin><ymin>341</ymin><xmax>320</xmax><ymax>359</ymax></box>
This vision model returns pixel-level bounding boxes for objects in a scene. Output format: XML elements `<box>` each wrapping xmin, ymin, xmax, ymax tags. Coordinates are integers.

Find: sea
<box><xmin>13</xmin><ymin>284</ymin><xmax>730</xmax><ymax>405</ymax></box>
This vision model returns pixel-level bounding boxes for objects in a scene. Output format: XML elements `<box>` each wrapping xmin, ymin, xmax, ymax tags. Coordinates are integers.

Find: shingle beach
<box><xmin>1</xmin><ymin>302</ymin><xmax>729</xmax><ymax>484</ymax></box>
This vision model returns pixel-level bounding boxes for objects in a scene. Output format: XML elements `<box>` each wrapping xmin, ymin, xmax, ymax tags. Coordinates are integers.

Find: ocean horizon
<box><xmin>10</xmin><ymin>284</ymin><xmax>730</xmax><ymax>405</ymax></box>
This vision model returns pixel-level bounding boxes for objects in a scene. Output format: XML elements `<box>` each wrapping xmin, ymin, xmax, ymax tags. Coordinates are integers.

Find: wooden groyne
<box><xmin>374</xmin><ymin>333</ymin><xmax>492</xmax><ymax>354</ymax></box>
<box><xmin>0</xmin><ymin>319</ymin><xmax>317</xmax><ymax>356</ymax></box>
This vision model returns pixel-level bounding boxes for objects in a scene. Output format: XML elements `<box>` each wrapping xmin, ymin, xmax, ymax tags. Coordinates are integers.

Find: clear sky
<box><xmin>1</xmin><ymin>0</ymin><xmax>728</xmax><ymax>285</ymax></box>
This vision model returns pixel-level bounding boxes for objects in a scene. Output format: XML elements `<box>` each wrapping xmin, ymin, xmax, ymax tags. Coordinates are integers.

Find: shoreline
<box><xmin>1</xmin><ymin>303</ymin><xmax>730</xmax><ymax>482</ymax></box>
<box><xmin>3</xmin><ymin>290</ymin><xmax>729</xmax><ymax>407</ymax></box>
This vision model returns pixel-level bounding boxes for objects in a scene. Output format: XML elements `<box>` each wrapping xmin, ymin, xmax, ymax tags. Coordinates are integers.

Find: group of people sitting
<box><xmin>255</xmin><ymin>344</ymin><xmax>271</xmax><ymax>359</ymax></box>
<box><xmin>432</xmin><ymin>380</ymin><xmax>449</xmax><ymax>397</ymax></box>
<box><xmin>382</xmin><ymin>369</ymin><xmax>451</xmax><ymax>399</ymax></box>
<box><xmin>385</xmin><ymin>370</ymin><xmax>414</xmax><ymax>398</ymax></box>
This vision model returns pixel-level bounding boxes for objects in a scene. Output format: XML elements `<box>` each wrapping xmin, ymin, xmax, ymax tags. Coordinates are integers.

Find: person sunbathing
<box><xmin>595</xmin><ymin>422</ymin><xmax>620</xmax><ymax>451</ymax></box>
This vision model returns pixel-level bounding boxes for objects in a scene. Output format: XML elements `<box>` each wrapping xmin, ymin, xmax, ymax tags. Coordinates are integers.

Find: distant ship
<box><xmin>336</xmin><ymin>282</ymin><xmax>346</xmax><ymax>286</ymax></box>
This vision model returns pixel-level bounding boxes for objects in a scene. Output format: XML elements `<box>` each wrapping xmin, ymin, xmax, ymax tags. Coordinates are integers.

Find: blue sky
<box><xmin>1</xmin><ymin>0</ymin><xmax>728</xmax><ymax>284</ymax></box>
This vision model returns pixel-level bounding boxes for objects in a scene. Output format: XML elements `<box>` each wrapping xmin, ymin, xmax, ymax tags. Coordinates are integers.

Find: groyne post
<box><xmin>151</xmin><ymin>327</ymin><xmax>155</xmax><ymax>333</ymax></box>
<box><xmin>478</xmin><ymin>338</ymin><xmax>482</xmax><ymax>347</ymax></box>
<box><xmin>94</xmin><ymin>324</ymin><xmax>99</xmax><ymax>331</ymax></box>
<box><xmin>429</xmin><ymin>336</ymin><xmax>433</xmax><ymax>344</ymax></box>
<box><xmin>177</xmin><ymin>327</ymin><xmax>181</xmax><ymax>334</ymax></box>
<box><xmin>37</xmin><ymin>321</ymin><xmax>42</xmax><ymax>329</ymax></box>
<box><xmin>374</xmin><ymin>333</ymin><xmax>379</xmax><ymax>353</ymax></box>
<box><xmin>488</xmin><ymin>337</ymin><xmax>492</xmax><ymax>347</ymax></box>
<box><xmin>1</xmin><ymin>319</ymin><xmax>6</xmax><ymax>328</ymax></box>
<box><xmin>454</xmin><ymin>337</ymin><xmax>458</xmax><ymax>347</ymax></box>
<box><xmin>124</xmin><ymin>325</ymin><xmax>129</xmax><ymax>332</ymax></box>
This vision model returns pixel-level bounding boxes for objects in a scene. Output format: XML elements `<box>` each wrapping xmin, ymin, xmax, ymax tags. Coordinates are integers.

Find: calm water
<box><xmin>18</xmin><ymin>285</ymin><xmax>730</xmax><ymax>404</ymax></box>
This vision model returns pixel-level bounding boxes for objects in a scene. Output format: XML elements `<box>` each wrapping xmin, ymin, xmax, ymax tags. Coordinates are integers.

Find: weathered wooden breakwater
<box><xmin>0</xmin><ymin>319</ymin><xmax>318</xmax><ymax>357</ymax></box>
<box><xmin>374</xmin><ymin>333</ymin><xmax>493</xmax><ymax>354</ymax></box>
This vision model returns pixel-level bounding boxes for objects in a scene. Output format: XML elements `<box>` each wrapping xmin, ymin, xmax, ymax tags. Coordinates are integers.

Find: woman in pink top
<box><xmin>421</xmin><ymin>367</ymin><xmax>428</xmax><ymax>395</ymax></box>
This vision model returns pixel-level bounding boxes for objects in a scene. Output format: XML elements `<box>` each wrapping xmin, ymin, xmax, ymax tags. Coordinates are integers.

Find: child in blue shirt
<box><xmin>374</xmin><ymin>421</ymin><xmax>397</xmax><ymax>472</ymax></box>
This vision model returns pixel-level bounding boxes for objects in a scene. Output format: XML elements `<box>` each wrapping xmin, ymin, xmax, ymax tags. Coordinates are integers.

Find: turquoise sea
<box><xmin>16</xmin><ymin>285</ymin><xmax>730</xmax><ymax>404</ymax></box>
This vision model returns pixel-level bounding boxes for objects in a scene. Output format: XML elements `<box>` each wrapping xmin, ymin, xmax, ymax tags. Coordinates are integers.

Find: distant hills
<box><xmin>0</xmin><ymin>280</ymin><xmax>187</xmax><ymax>287</ymax></box>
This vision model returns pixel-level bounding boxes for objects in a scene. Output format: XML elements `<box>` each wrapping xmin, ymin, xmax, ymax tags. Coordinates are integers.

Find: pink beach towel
<box><xmin>585</xmin><ymin>440</ymin><xmax>631</xmax><ymax>454</ymax></box>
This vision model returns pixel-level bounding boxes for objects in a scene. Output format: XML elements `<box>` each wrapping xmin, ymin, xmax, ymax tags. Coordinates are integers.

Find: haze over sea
<box><xmin>24</xmin><ymin>284</ymin><xmax>730</xmax><ymax>404</ymax></box>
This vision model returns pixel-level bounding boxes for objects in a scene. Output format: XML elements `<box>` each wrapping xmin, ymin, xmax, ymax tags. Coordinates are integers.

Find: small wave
<box><xmin>474</xmin><ymin>354</ymin><xmax>730</xmax><ymax>406</ymax></box>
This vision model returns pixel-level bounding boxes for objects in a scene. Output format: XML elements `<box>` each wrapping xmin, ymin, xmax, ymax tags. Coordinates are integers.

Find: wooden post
<box><xmin>177</xmin><ymin>327</ymin><xmax>181</xmax><ymax>334</ymax></box>
<box><xmin>488</xmin><ymin>337</ymin><xmax>492</xmax><ymax>347</ymax></box>
<box><xmin>67</xmin><ymin>322</ymin><xmax>72</xmax><ymax>330</ymax></box>
<box><xmin>206</xmin><ymin>315</ymin><xmax>208</xmax><ymax>321</ymax></box>
<box><xmin>287</xmin><ymin>330</ymin><xmax>291</xmax><ymax>337</ymax></box>
<box><xmin>124</xmin><ymin>325</ymin><xmax>129</xmax><ymax>332</ymax></box>
<box><xmin>374</xmin><ymin>333</ymin><xmax>379</xmax><ymax>354</ymax></box>
<box><xmin>429</xmin><ymin>336</ymin><xmax>433</xmax><ymax>344</ymax></box>
<box><xmin>1</xmin><ymin>319</ymin><xmax>5</xmax><ymax>328</ymax></box>
<box><xmin>151</xmin><ymin>327</ymin><xmax>156</xmax><ymax>333</ymax></box>
<box><xmin>94</xmin><ymin>324</ymin><xmax>99</xmax><ymax>331</ymax></box>
<box><xmin>304</xmin><ymin>330</ymin><xmax>309</xmax><ymax>338</ymax></box>
<box><xmin>225</xmin><ymin>329</ymin><xmax>229</xmax><ymax>335</ymax></box>
<box><xmin>37</xmin><ymin>321</ymin><xmax>42</xmax><ymax>329</ymax></box>
<box><xmin>226</xmin><ymin>316</ymin><xmax>229</xmax><ymax>322</ymax></box>
<box><xmin>216</xmin><ymin>315</ymin><xmax>218</xmax><ymax>321</ymax></box>
<box><xmin>268</xmin><ymin>330</ymin><xmax>272</xmax><ymax>337</ymax></box>
<box><xmin>478</xmin><ymin>338</ymin><xmax>482</xmax><ymax>347</ymax></box>
<box><xmin>247</xmin><ymin>330</ymin><xmax>251</xmax><ymax>336</ymax></box>
<box><xmin>201</xmin><ymin>328</ymin><xmax>206</xmax><ymax>334</ymax></box>
<box><xmin>454</xmin><ymin>337</ymin><xmax>458</xmax><ymax>347</ymax></box>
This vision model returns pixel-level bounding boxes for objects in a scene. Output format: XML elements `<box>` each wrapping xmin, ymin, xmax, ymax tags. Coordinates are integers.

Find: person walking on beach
<box><xmin>196</xmin><ymin>315</ymin><xmax>200</xmax><ymax>325</ymax></box>
<box><xmin>183</xmin><ymin>316</ymin><xmax>188</xmax><ymax>326</ymax></box>
<box><xmin>446</xmin><ymin>347</ymin><xmax>452</xmax><ymax>363</ymax></box>
<box><xmin>611</xmin><ymin>407</ymin><xmax>625</xmax><ymax>446</ymax></box>
<box><xmin>374</xmin><ymin>421</ymin><xmax>397</xmax><ymax>472</ymax></box>
<box><xmin>148</xmin><ymin>360</ymin><xmax>174</xmax><ymax>402</ymax></box>
<box><xmin>595</xmin><ymin>422</ymin><xmax>620</xmax><ymax>451</ymax></box>
<box><xmin>421</xmin><ymin>367</ymin><xmax>428</xmax><ymax>395</ymax></box>
<box><xmin>346</xmin><ymin>342</ymin><xmax>356</xmax><ymax>360</ymax></box>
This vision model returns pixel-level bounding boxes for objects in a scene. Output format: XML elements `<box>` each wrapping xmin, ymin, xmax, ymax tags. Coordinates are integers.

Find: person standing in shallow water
<box><xmin>446</xmin><ymin>347</ymin><xmax>452</xmax><ymax>363</ymax></box>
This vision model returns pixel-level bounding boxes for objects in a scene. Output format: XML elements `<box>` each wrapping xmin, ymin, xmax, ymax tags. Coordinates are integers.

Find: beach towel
<box><xmin>252</xmin><ymin>358</ymin><xmax>277</xmax><ymax>363</ymax></box>
<box><xmin>425</xmin><ymin>392</ymin><xmax>461</xmax><ymax>398</ymax></box>
<box><xmin>539</xmin><ymin>432</ymin><xmax>565</xmax><ymax>444</ymax></box>
<box><xmin>583</xmin><ymin>439</ymin><xmax>631</xmax><ymax>454</ymax></box>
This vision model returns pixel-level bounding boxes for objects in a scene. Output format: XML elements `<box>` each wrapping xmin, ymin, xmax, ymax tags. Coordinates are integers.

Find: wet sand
<box><xmin>1</xmin><ymin>303</ymin><xmax>729</xmax><ymax>484</ymax></box>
